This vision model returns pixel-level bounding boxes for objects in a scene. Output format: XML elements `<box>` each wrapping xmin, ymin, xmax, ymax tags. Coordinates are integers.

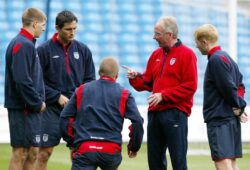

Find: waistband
<box><xmin>76</xmin><ymin>141</ymin><xmax>121</xmax><ymax>154</ymax></box>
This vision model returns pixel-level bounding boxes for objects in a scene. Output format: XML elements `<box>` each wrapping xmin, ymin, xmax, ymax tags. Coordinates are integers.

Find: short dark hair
<box><xmin>56</xmin><ymin>10</ymin><xmax>78</xmax><ymax>28</ymax></box>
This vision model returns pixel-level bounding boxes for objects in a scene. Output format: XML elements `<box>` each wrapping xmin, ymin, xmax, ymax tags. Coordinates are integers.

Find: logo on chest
<box><xmin>52</xmin><ymin>55</ymin><xmax>60</xmax><ymax>59</ymax></box>
<box><xmin>74</xmin><ymin>52</ymin><xmax>79</xmax><ymax>60</ymax></box>
<box><xmin>170</xmin><ymin>58</ymin><xmax>176</xmax><ymax>66</ymax></box>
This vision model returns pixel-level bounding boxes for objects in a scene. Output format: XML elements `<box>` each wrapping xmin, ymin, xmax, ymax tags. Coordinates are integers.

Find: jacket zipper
<box><xmin>160</xmin><ymin>52</ymin><xmax>167</xmax><ymax>77</ymax></box>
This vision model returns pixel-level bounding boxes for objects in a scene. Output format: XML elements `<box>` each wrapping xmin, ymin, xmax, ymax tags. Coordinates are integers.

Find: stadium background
<box><xmin>0</xmin><ymin>0</ymin><xmax>250</xmax><ymax>143</ymax></box>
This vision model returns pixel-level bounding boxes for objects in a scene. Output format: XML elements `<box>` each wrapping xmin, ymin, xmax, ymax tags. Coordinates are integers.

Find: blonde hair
<box><xmin>158</xmin><ymin>16</ymin><xmax>178</xmax><ymax>39</ymax></box>
<box><xmin>194</xmin><ymin>24</ymin><xmax>218</xmax><ymax>43</ymax></box>
<box><xmin>22</xmin><ymin>7</ymin><xmax>47</xmax><ymax>27</ymax></box>
<box><xmin>99</xmin><ymin>57</ymin><xmax>119</xmax><ymax>78</ymax></box>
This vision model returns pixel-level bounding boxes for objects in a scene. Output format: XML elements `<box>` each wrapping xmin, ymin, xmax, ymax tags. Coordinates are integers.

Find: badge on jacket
<box><xmin>170</xmin><ymin>58</ymin><xmax>176</xmax><ymax>65</ymax></box>
<box><xmin>74</xmin><ymin>52</ymin><xmax>79</xmax><ymax>59</ymax></box>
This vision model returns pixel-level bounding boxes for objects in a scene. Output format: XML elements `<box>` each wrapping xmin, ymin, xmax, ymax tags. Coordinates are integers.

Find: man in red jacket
<box><xmin>124</xmin><ymin>16</ymin><xmax>197</xmax><ymax>170</ymax></box>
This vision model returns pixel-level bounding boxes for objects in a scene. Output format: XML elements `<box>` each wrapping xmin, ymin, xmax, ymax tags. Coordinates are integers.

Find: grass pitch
<box><xmin>1</xmin><ymin>143</ymin><xmax>250</xmax><ymax>170</ymax></box>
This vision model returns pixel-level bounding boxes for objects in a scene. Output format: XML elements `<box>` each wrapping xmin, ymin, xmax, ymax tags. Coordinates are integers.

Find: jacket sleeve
<box><xmin>59</xmin><ymin>91</ymin><xmax>77</xmax><ymax>148</ymax></box>
<box><xmin>12</xmin><ymin>43</ymin><xmax>43</xmax><ymax>111</ymax></box>
<box><xmin>81</xmin><ymin>45</ymin><xmax>96</xmax><ymax>83</ymax></box>
<box><xmin>161</xmin><ymin>51</ymin><xmax>198</xmax><ymax>103</ymax></box>
<box><xmin>209</xmin><ymin>55</ymin><xmax>246</xmax><ymax>111</ymax></box>
<box><xmin>37</xmin><ymin>45</ymin><xmax>61</xmax><ymax>104</ymax></box>
<box><xmin>129</xmin><ymin>55</ymin><xmax>154</xmax><ymax>92</ymax></box>
<box><xmin>124</xmin><ymin>92</ymin><xmax>144</xmax><ymax>152</ymax></box>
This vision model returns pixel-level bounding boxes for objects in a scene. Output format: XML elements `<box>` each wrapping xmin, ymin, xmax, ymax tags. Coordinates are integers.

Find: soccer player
<box><xmin>60</xmin><ymin>57</ymin><xmax>144</xmax><ymax>170</ymax></box>
<box><xmin>36</xmin><ymin>10</ymin><xmax>95</xmax><ymax>169</ymax></box>
<box><xmin>194</xmin><ymin>24</ymin><xmax>248</xmax><ymax>170</ymax></box>
<box><xmin>4</xmin><ymin>7</ymin><xmax>46</xmax><ymax>170</ymax></box>
<box><xmin>124</xmin><ymin>16</ymin><xmax>198</xmax><ymax>170</ymax></box>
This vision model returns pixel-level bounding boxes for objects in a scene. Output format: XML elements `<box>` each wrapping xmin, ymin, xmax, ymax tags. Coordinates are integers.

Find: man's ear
<box><xmin>115</xmin><ymin>73</ymin><xmax>119</xmax><ymax>80</ymax></box>
<box><xmin>32</xmin><ymin>21</ymin><xmax>38</xmax><ymax>29</ymax></box>
<box><xmin>200</xmin><ymin>39</ymin><xmax>207</xmax><ymax>45</ymax></box>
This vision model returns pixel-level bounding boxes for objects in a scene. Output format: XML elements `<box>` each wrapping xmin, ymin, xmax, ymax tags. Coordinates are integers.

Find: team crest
<box><xmin>74</xmin><ymin>52</ymin><xmax>79</xmax><ymax>59</ymax></box>
<box><xmin>35</xmin><ymin>135</ymin><xmax>41</xmax><ymax>143</ymax></box>
<box><xmin>170</xmin><ymin>58</ymin><xmax>176</xmax><ymax>65</ymax></box>
<box><xmin>43</xmin><ymin>134</ymin><xmax>49</xmax><ymax>142</ymax></box>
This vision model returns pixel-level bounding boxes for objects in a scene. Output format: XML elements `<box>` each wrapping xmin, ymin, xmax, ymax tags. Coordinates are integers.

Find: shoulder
<box><xmin>116</xmin><ymin>84</ymin><xmax>131</xmax><ymax>96</ymax></box>
<box><xmin>12</xmin><ymin>36</ymin><xmax>34</xmax><ymax>54</ymax></box>
<box><xmin>152</xmin><ymin>47</ymin><xmax>163</xmax><ymax>55</ymax></box>
<box><xmin>179</xmin><ymin>44</ymin><xmax>196</xmax><ymax>56</ymax></box>
<box><xmin>74</xmin><ymin>40</ymin><xmax>90</xmax><ymax>50</ymax></box>
<box><xmin>210</xmin><ymin>51</ymin><xmax>231</xmax><ymax>65</ymax></box>
<box><xmin>149</xmin><ymin>47</ymin><xmax>163</xmax><ymax>60</ymax></box>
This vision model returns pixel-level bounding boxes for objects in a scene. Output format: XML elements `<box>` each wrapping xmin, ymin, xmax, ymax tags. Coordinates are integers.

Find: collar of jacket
<box><xmin>100</xmin><ymin>76</ymin><xmax>116</xmax><ymax>83</ymax></box>
<box><xmin>208</xmin><ymin>46</ymin><xmax>221</xmax><ymax>59</ymax></box>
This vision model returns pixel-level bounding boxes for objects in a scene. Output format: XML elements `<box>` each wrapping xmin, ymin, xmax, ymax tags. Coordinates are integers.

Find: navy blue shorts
<box><xmin>72</xmin><ymin>152</ymin><xmax>122</xmax><ymax>170</ymax></box>
<box><xmin>207</xmin><ymin>118</ymin><xmax>242</xmax><ymax>161</ymax></box>
<box><xmin>8</xmin><ymin>109</ymin><xmax>42</xmax><ymax>147</ymax></box>
<box><xmin>40</xmin><ymin>104</ymin><xmax>62</xmax><ymax>147</ymax></box>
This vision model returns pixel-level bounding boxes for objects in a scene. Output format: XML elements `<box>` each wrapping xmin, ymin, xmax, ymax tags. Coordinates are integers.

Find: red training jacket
<box><xmin>129</xmin><ymin>40</ymin><xmax>197</xmax><ymax>116</ymax></box>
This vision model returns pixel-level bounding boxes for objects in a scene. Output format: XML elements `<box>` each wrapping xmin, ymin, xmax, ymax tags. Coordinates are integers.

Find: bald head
<box><xmin>99</xmin><ymin>57</ymin><xmax>119</xmax><ymax>79</ymax></box>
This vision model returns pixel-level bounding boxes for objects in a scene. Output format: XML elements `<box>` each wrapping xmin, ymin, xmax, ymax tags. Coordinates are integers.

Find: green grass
<box><xmin>1</xmin><ymin>143</ymin><xmax>250</xmax><ymax>170</ymax></box>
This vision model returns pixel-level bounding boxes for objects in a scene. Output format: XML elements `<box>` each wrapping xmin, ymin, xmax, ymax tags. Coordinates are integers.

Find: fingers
<box><xmin>232</xmin><ymin>107</ymin><xmax>241</xmax><ymax>116</ymax></box>
<box><xmin>122</xmin><ymin>65</ymin><xmax>137</xmax><ymax>79</ymax></box>
<box><xmin>121</xmin><ymin>65</ymin><xmax>131</xmax><ymax>71</ymax></box>
<box><xmin>240</xmin><ymin>112</ymin><xmax>249</xmax><ymax>123</ymax></box>
<box><xmin>58</xmin><ymin>95</ymin><xmax>69</xmax><ymax>107</ymax></box>
<box><xmin>128</xmin><ymin>151</ymin><xmax>137</xmax><ymax>158</ymax></box>
<box><xmin>40</xmin><ymin>102</ymin><xmax>46</xmax><ymax>112</ymax></box>
<box><xmin>147</xmin><ymin>93</ymin><xmax>163</xmax><ymax>107</ymax></box>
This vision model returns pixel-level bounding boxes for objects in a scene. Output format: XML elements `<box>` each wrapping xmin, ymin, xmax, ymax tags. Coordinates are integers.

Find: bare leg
<box><xmin>36</xmin><ymin>147</ymin><xmax>54</xmax><ymax>170</ymax></box>
<box><xmin>215</xmin><ymin>159</ymin><xmax>233</xmax><ymax>170</ymax></box>
<box><xmin>23</xmin><ymin>147</ymin><xmax>38</xmax><ymax>170</ymax></box>
<box><xmin>231</xmin><ymin>158</ymin><xmax>239</xmax><ymax>170</ymax></box>
<box><xmin>8</xmin><ymin>147</ymin><xmax>29</xmax><ymax>170</ymax></box>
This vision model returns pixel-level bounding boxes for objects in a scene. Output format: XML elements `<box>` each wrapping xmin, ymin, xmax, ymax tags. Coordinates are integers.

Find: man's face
<box><xmin>33</xmin><ymin>20</ymin><xmax>46</xmax><ymax>38</ymax></box>
<box><xmin>153</xmin><ymin>23</ymin><xmax>172</xmax><ymax>48</ymax></box>
<box><xmin>57</xmin><ymin>20</ymin><xmax>77</xmax><ymax>43</ymax></box>
<box><xmin>195</xmin><ymin>39</ymin><xmax>208</xmax><ymax>55</ymax></box>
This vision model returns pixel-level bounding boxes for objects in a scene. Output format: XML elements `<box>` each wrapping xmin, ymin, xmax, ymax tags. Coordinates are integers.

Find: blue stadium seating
<box><xmin>0</xmin><ymin>0</ymin><xmax>249</xmax><ymax>106</ymax></box>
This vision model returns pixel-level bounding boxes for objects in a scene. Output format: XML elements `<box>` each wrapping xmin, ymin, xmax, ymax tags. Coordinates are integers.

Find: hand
<box><xmin>40</xmin><ymin>102</ymin><xmax>46</xmax><ymax>112</ymax></box>
<box><xmin>232</xmin><ymin>107</ymin><xmax>241</xmax><ymax>116</ymax></box>
<box><xmin>122</xmin><ymin>65</ymin><xmax>137</xmax><ymax>79</ymax></box>
<box><xmin>58</xmin><ymin>94</ymin><xmax>69</xmax><ymax>108</ymax></box>
<box><xmin>147</xmin><ymin>93</ymin><xmax>163</xmax><ymax>107</ymax></box>
<box><xmin>240</xmin><ymin>112</ymin><xmax>248</xmax><ymax>123</ymax></box>
<box><xmin>128</xmin><ymin>150</ymin><xmax>137</xmax><ymax>158</ymax></box>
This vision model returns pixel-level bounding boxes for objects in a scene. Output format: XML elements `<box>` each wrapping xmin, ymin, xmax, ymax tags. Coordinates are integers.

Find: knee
<box><xmin>37</xmin><ymin>148</ymin><xmax>53</xmax><ymax>162</ymax></box>
<box><xmin>215</xmin><ymin>159</ymin><xmax>232</xmax><ymax>170</ymax></box>
<box><xmin>27</xmin><ymin>148</ymin><xmax>38</xmax><ymax>163</ymax></box>
<box><xmin>12</xmin><ymin>148</ymin><xmax>29</xmax><ymax>162</ymax></box>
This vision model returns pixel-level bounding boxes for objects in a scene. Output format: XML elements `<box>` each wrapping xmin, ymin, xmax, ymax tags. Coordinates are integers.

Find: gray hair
<box><xmin>157</xmin><ymin>16</ymin><xmax>178</xmax><ymax>38</ymax></box>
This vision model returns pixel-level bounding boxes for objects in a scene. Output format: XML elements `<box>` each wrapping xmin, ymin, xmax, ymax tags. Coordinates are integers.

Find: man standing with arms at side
<box><xmin>124</xmin><ymin>16</ymin><xmax>197</xmax><ymax>170</ymax></box>
<box><xmin>36</xmin><ymin>10</ymin><xmax>96</xmax><ymax>170</ymax></box>
<box><xmin>194</xmin><ymin>24</ymin><xmax>248</xmax><ymax>170</ymax></box>
<box><xmin>5</xmin><ymin>7</ymin><xmax>46</xmax><ymax>170</ymax></box>
<box><xmin>60</xmin><ymin>57</ymin><xmax>144</xmax><ymax>170</ymax></box>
